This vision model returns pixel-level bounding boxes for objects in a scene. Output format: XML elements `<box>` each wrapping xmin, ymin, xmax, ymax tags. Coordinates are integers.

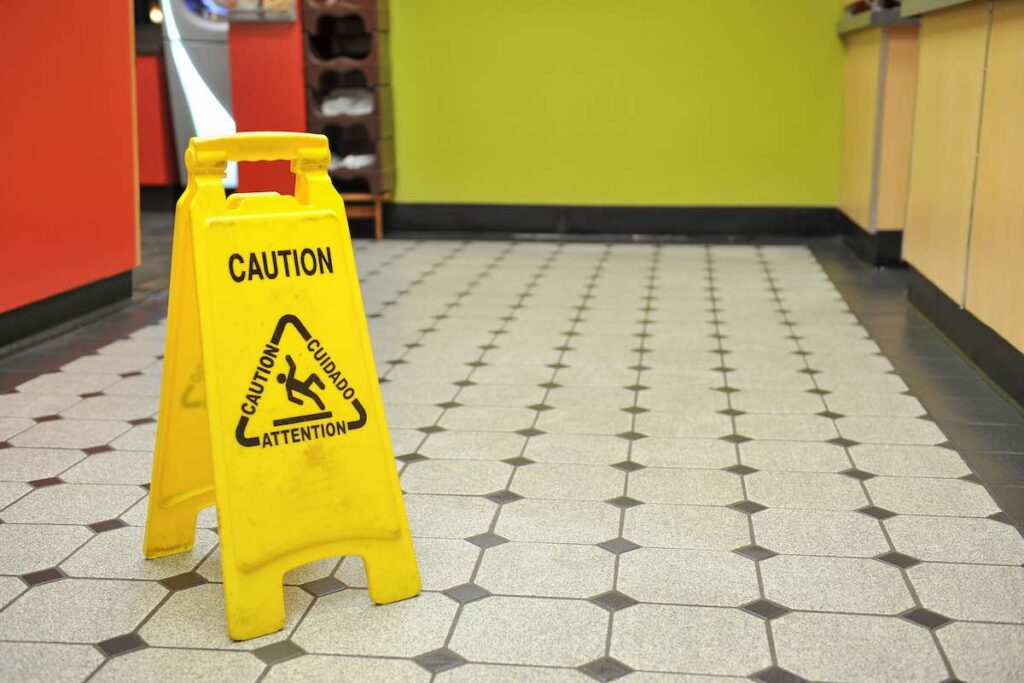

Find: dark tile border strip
<box><xmin>385</xmin><ymin>203</ymin><xmax>841</xmax><ymax>237</ymax></box>
<box><xmin>837</xmin><ymin>212</ymin><xmax>904</xmax><ymax>266</ymax></box>
<box><xmin>140</xmin><ymin>185</ymin><xmax>181</xmax><ymax>212</ymax></box>
<box><xmin>0</xmin><ymin>272</ymin><xmax>132</xmax><ymax>350</ymax></box>
<box><xmin>906</xmin><ymin>266</ymin><xmax>1024</xmax><ymax>409</ymax></box>
<box><xmin>812</xmin><ymin>239</ymin><xmax>1024</xmax><ymax>530</ymax></box>
<box><xmin>0</xmin><ymin>291</ymin><xmax>169</xmax><ymax>391</ymax></box>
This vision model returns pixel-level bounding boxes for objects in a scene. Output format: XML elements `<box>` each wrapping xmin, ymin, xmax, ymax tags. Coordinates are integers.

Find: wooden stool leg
<box><xmin>374</xmin><ymin>196</ymin><xmax>383</xmax><ymax>241</ymax></box>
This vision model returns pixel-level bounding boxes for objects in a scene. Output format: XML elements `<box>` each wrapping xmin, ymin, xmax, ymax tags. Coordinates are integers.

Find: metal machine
<box><xmin>160</xmin><ymin>0</ymin><xmax>237</xmax><ymax>187</ymax></box>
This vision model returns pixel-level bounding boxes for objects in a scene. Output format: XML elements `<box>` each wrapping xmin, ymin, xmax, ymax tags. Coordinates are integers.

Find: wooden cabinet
<box><xmin>965</xmin><ymin>0</ymin><xmax>1024</xmax><ymax>351</ymax></box>
<box><xmin>902</xmin><ymin>0</ymin><xmax>989</xmax><ymax>301</ymax></box>
<box><xmin>838</xmin><ymin>21</ymin><xmax>919</xmax><ymax>259</ymax></box>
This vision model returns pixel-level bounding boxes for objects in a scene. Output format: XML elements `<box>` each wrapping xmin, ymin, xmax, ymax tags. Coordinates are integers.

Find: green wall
<box><xmin>388</xmin><ymin>0</ymin><xmax>843</xmax><ymax>207</ymax></box>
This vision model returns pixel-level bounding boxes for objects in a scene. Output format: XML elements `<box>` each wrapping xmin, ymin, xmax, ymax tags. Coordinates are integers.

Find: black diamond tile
<box><xmin>959</xmin><ymin>473</ymin><xmax>983</xmax><ymax>484</ymax></box>
<box><xmin>528</xmin><ymin>403</ymin><xmax>554</xmax><ymax>412</ymax></box>
<box><xmin>902</xmin><ymin>607</ymin><xmax>952</xmax><ymax>629</ymax></box>
<box><xmin>712</xmin><ymin>366</ymin><xmax>735</xmax><ymax>373</ymax></box>
<box><xmin>21</xmin><ymin>567</ymin><xmax>65</xmax><ymax>586</ymax></box>
<box><xmin>597</xmin><ymin>537</ymin><xmax>640</xmax><ymax>555</ymax></box>
<box><xmin>465</xmin><ymin>361</ymin><xmax>488</xmax><ymax>368</ymax></box>
<box><xmin>714</xmin><ymin>386</ymin><xmax>740</xmax><ymax>394</ymax></box>
<box><xmin>97</xmin><ymin>632</ymin><xmax>147</xmax><ymax>658</ymax></box>
<box><xmin>418</xmin><ymin>425</ymin><xmax>446</xmax><ymax>434</ymax></box>
<box><xmin>128</xmin><ymin>417</ymin><xmax>156</xmax><ymax>426</ymax></box>
<box><xmin>620</xmin><ymin>406</ymin><xmax>648</xmax><ymax>415</ymax></box>
<box><xmin>436</xmin><ymin>401</ymin><xmax>463</xmax><ymax>409</ymax></box>
<box><xmin>502</xmin><ymin>456</ymin><xmax>535</xmax><ymax>467</ymax></box>
<box><xmin>443</xmin><ymin>582</ymin><xmax>490</xmax><ymax>604</ymax></box>
<box><xmin>139</xmin><ymin>483</ymin><xmax>151</xmax><ymax>491</ymax></box>
<box><xmin>452</xmin><ymin>380</ymin><xmax>476</xmax><ymax>388</ymax></box>
<box><xmin>466</xmin><ymin>532</ymin><xmax>508</xmax><ymax>549</ymax></box>
<box><xmin>88</xmin><ymin>519</ymin><xmax>127</xmax><ymax>533</ymax></box>
<box><xmin>396</xmin><ymin>453</ymin><xmax>428</xmax><ymax>464</ymax></box>
<box><xmin>605</xmin><ymin>496</ymin><xmax>643</xmax><ymax>509</ymax></box>
<box><xmin>27</xmin><ymin>477</ymin><xmax>62</xmax><ymax>488</ymax></box>
<box><xmin>616</xmin><ymin>431</ymin><xmax>647</xmax><ymax>442</ymax></box>
<box><xmin>718</xmin><ymin>408</ymin><xmax>745</xmax><ymax>417</ymax></box>
<box><xmin>720</xmin><ymin>434</ymin><xmax>752</xmax><ymax>444</ymax></box>
<box><xmin>817</xmin><ymin>410</ymin><xmax>844</xmax><ymax>419</ymax></box>
<box><xmin>724</xmin><ymin>464</ymin><xmax>758</xmax><ymax>475</ymax></box>
<box><xmin>841</xmin><ymin>468</ymin><xmax>876</xmax><ymax>481</ymax></box>
<box><xmin>624</xmin><ymin>384</ymin><xmax>649</xmax><ymax>392</ymax></box>
<box><xmin>807</xmin><ymin>388</ymin><xmax>831</xmax><ymax>395</ymax></box>
<box><xmin>82</xmin><ymin>444</ymin><xmax>114</xmax><ymax>455</ymax></box>
<box><xmin>413</xmin><ymin>647</ymin><xmax>467</xmax><ymax>674</ymax></box>
<box><xmin>578</xmin><ymin>656</ymin><xmax>633</xmax><ymax>681</ymax></box>
<box><xmin>516</xmin><ymin>427</ymin><xmax>545</xmax><ymax>438</ymax></box>
<box><xmin>827</xmin><ymin>437</ymin><xmax>859</xmax><ymax>448</ymax></box>
<box><xmin>612</xmin><ymin>460</ymin><xmax>646</xmax><ymax>472</ymax></box>
<box><xmin>547</xmin><ymin>362</ymin><xmax>569</xmax><ymax>370</ymax></box>
<box><xmin>538</xmin><ymin>382</ymin><xmax>562</xmax><ymax>390</ymax></box>
<box><xmin>0</xmin><ymin>442</ymin><xmax>10</xmax><ymax>450</ymax></box>
<box><xmin>159</xmin><ymin>571</ymin><xmax>208</xmax><ymax>591</ymax></box>
<box><xmin>733</xmin><ymin>545</ymin><xmax>778</xmax><ymax>561</ymax></box>
<box><xmin>728</xmin><ymin>500</ymin><xmax>768</xmax><ymax>514</ymax></box>
<box><xmin>485</xmin><ymin>490</ymin><xmax>523</xmax><ymax>505</ymax></box>
<box><xmin>857</xmin><ymin>505</ymin><xmax>897</xmax><ymax>520</ymax></box>
<box><xmin>120</xmin><ymin>371</ymin><xmax>143</xmax><ymax>378</ymax></box>
<box><xmin>79</xmin><ymin>391</ymin><xmax>104</xmax><ymax>399</ymax></box>
<box><xmin>252</xmin><ymin>640</ymin><xmax>305</xmax><ymax>665</ymax></box>
<box><xmin>300</xmin><ymin>576</ymin><xmax>346</xmax><ymax>597</ymax></box>
<box><xmin>588</xmin><ymin>590</ymin><xmax>638</xmax><ymax>613</ymax></box>
<box><xmin>877</xmin><ymin>551</ymin><xmax>921</xmax><ymax>569</ymax></box>
<box><xmin>741</xmin><ymin>598</ymin><xmax>791</xmax><ymax>620</ymax></box>
<box><xmin>35</xmin><ymin>414</ymin><xmax>61</xmax><ymax>423</ymax></box>
<box><xmin>753</xmin><ymin>665</ymin><xmax>808</xmax><ymax>683</ymax></box>
<box><xmin>628</xmin><ymin>364</ymin><xmax>651</xmax><ymax>372</ymax></box>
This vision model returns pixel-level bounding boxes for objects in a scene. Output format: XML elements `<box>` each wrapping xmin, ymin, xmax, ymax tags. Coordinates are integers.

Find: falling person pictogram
<box><xmin>276</xmin><ymin>354</ymin><xmax>326</xmax><ymax>411</ymax></box>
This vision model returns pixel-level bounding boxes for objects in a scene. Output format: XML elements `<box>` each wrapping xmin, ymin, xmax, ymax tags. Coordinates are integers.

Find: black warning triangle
<box><xmin>235</xmin><ymin>314</ymin><xmax>367</xmax><ymax>448</ymax></box>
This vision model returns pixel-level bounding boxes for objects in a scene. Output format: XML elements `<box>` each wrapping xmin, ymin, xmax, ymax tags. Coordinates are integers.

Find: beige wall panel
<box><xmin>903</xmin><ymin>1</ymin><xmax>989</xmax><ymax>300</ymax></box>
<box><xmin>840</xmin><ymin>28</ymin><xmax>882</xmax><ymax>231</ymax></box>
<box><xmin>876</xmin><ymin>25</ymin><xmax>920</xmax><ymax>230</ymax></box>
<box><xmin>966</xmin><ymin>0</ymin><xmax>1024</xmax><ymax>351</ymax></box>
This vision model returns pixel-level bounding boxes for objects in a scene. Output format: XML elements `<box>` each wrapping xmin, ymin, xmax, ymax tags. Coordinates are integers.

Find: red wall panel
<box><xmin>229</xmin><ymin>2</ymin><xmax>308</xmax><ymax>195</ymax></box>
<box><xmin>137</xmin><ymin>55</ymin><xmax>178</xmax><ymax>187</ymax></box>
<box><xmin>0</xmin><ymin>3</ymin><xmax>139</xmax><ymax>313</ymax></box>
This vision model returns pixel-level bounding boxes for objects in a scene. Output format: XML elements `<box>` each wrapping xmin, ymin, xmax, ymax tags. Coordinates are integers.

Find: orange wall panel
<box><xmin>0</xmin><ymin>3</ymin><xmax>139</xmax><ymax>313</ymax></box>
<box><xmin>229</xmin><ymin>3</ymin><xmax>307</xmax><ymax>195</ymax></box>
<box><xmin>137</xmin><ymin>55</ymin><xmax>178</xmax><ymax>187</ymax></box>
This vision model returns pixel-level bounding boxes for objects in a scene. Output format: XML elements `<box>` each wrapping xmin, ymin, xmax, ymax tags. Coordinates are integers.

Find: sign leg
<box><xmin>362</xmin><ymin>536</ymin><xmax>422</xmax><ymax>605</ymax></box>
<box><xmin>223</xmin><ymin>567</ymin><xmax>287</xmax><ymax>641</ymax></box>
<box><xmin>143</xmin><ymin>498</ymin><xmax>206</xmax><ymax>558</ymax></box>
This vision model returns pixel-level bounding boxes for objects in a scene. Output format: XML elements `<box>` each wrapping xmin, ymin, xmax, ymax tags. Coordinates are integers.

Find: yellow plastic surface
<box><xmin>143</xmin><ymin>132</ymin><xmax>420</xmax><ymax>641</ymax></box>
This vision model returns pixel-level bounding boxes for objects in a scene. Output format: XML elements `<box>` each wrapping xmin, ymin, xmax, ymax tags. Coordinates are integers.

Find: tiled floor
<box><xmin>1</xmin><ymin>239</ymin><xmax>1023</xmax><ymax>682</ymax></box>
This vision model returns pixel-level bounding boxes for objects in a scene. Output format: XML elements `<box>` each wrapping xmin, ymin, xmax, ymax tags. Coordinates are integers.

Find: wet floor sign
<box><xmin>143</xmin><ymin>133</ymin><xmax>420</xmax><ymax>640</ymax></box>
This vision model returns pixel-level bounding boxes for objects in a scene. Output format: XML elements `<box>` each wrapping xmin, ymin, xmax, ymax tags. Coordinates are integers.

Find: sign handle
<box><xmin>185</xmin><ymin>132</ymin><xmax>338</xmax><ymax>209</ymax></box>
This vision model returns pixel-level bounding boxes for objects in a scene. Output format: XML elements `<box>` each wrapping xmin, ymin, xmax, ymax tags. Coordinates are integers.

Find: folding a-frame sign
<box><xmin>144</xmin><ymin>133</ymin><xmax>419</xmax><ymax>640</ymax></box>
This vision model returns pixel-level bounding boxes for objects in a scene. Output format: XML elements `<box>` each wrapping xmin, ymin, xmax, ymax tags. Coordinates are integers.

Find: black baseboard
<box><xmin>908</xmin><ymin>267</ymin><xmax>1024</xmax><ymax>407</ymax></box>
<box><xmin>837</xmin><ymin>213</ymin><xmax>904</xmax><ymax>266</ymax></box>
<box><xmin>0</xmin><ymin>272</ymin><xmax>133</xmax><ymax>349</ymax></box>
<box><xmin>140</xmin><ymin>185</ymin><xmax>181</xmax><ymax>212</ymax></box>
<box><xmin>384</xmin><ymin>203</ymin><xmax>840</xmax><ymax>237</ymax></box>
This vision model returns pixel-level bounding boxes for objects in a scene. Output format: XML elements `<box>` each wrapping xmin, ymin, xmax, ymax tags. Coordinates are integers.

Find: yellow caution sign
<box><xmin>143</xmin><ymin>133</ymin><xmax>420</xmax><ymax>640</ymax></box>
